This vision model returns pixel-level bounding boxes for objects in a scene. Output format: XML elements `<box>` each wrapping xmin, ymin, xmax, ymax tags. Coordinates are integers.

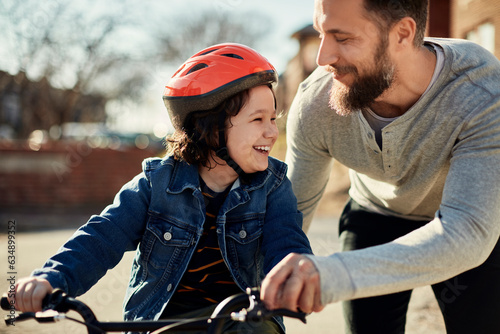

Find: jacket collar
<box><xmin>165</xmin><ymin>159</ymin><xmax>271</xmax><ymax>194</ymax></box>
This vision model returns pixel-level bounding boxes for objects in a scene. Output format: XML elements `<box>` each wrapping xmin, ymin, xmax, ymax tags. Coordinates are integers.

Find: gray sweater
<box><xmin>285</xmin><ymin>38</ymin><xmax>500</xmax><ymax>304</ymax></box>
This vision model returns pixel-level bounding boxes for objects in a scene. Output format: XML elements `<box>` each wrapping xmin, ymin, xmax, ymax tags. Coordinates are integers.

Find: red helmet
<box><xmin>163</xmin><ymin>43</ymin><xmax>278</xmax><ymax>131</ymax></box>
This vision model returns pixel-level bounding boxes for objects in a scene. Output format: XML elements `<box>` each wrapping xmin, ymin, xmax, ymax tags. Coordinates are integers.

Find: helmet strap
<box><xmin>215</xmin><ymin>112</ymin><xmax>245</xmax><ymax>176</ymax></box>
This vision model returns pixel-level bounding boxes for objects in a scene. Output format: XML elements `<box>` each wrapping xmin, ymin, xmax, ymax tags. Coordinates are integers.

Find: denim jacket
<box><xmin>33</xmin><ymin>156</ymin><xmax>312</xmax><ymax>331</ymax></box>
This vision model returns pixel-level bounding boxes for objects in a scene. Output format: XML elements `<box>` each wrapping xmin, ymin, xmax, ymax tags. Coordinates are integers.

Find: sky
<box><xmin>161</xmin><ymin>0</ymin><xmax>315</xmax><ymax>72</ymax></box>
<box><xmin>1</xmin><ymin>0</ymin><xmax>316</xmax><ymax>135</ymax></box>
<box><xmin>110</xmin><ymin>0</ymin><xmax>316</xmax><ymax>135</ymax></box>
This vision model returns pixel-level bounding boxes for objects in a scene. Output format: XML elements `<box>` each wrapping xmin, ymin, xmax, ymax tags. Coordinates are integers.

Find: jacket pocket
<box><xmin>140</xmin><ymin>211</ymin><xmax>197</xmax><ymax>275</ymax></box>
<box><xmin>225</xmin><ymin>214</ymin><xmax>264</xmax><ymax>272</ymax></box>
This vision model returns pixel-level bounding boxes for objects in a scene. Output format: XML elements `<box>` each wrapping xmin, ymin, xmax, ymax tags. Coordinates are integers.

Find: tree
<box><xmin>0</xmin><ymin>1</ymin><xmax>272</xmax><ymax>139</ymax></box>
<box><xmin>0</xmin><ymin>0</ymin><xmax>153</xmax><ymax>138</ymax></box>
<box><xmin>157</xmin><ymin>9</ymin><xmax>273</xmax><ymax>64</ymax></box>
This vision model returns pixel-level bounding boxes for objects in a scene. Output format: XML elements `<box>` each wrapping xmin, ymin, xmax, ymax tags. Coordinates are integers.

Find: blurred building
<box><xmin>277</xmin><ymin>0</ymin><xmax>499</xmax><ymax>121</ymax></box>
<box><xmin>436</xmin><ymin>0</ymin><xmax>499</xmax><ymax>59</ymax></box>
<box><xmin>0</xmin><ymin>71</ymin><xmax>107</xmax><ymax>140</ymax></box>
<box><xmin>276</xmin><ymin>25</ymin><xmax>320</xmax><ymax>126</ymax></box>
<box><xmin>0</xmin><ymin>73</ymin><xmax>163</xmax><ymax>223</ymax></box>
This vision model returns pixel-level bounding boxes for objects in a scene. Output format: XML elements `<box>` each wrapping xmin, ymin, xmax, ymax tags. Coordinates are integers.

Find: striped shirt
<box><xmin>162</xmin><ymin>178</ymin><xmax>240</xmax><ymax>316</ymax></box>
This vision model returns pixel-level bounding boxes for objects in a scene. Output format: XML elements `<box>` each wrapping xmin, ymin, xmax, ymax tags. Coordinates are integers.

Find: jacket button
<box><xmin>239</xmin><ymin>230</ymin><xmax>247</xmax><ymax>239</ymax></box>
<box><xmin>163</xmin><ymin>232</ymin><xmax>172</xmax><ymax>241</ymax></box>
<box><xmin>167</xmin><ymin>283</ymin><xmax>172</xmax><ymax>291</ymax></box>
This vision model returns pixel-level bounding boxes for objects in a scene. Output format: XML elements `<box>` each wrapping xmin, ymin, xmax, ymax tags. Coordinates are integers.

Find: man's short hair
<box><xmin>362</xmin><ymin>0</ymin><xmax>428</xmax><ymax>47</ymax></box>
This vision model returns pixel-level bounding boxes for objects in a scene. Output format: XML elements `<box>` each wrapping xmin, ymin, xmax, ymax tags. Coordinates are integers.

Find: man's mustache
<box><xmin>325</xmin><ymin>64</ymin><xmax>358</xmax><ymax>77</ymax></box>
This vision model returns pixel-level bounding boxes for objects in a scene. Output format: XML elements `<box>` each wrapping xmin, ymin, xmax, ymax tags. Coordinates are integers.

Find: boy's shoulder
<box><xmin>140</xmin><ymin>156</ymin><xmax>178</xmax><ymax>182</ymax></box>
<box><xmin>141</xmin><ymin>155</ymin><xmax>180</xmax><ymax>171</ymax></box>
<box><xmin>266</xmin><ymin>156</ymin><xmax>288</xmax><ymax>180</ymax></box>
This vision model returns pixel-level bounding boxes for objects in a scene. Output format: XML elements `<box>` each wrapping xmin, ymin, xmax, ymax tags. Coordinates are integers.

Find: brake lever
<box><xmin>231</xmin><ymin>288</ymin><xmax>307</xmax><ymax>324</ymax></box>
<box><xmin>42</xmin><ymin>289</ymin><xmax>69</xmax><ymax>313</ymax></box>
<box><xmin>268</xmin><ymin>308</ymin><xmax>307</xmax><ymax>324</ymax></box>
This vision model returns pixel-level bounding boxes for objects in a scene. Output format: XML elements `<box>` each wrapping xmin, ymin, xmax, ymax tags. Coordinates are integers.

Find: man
<box><xmin>261</xmin><ymin>0</ymin><xmax>500</xmax><ymax>333</ymax></box>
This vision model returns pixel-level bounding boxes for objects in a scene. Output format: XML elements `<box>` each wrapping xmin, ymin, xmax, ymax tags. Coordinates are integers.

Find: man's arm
<box><xmin>285</xmin><ymin>69</ymin><xmax>336</xmax><ymax>232</ymax></box>
<box><xmin>269</xmin><ymin>94</ymin><xmax>500</xmax><ymax>308</ymax></box>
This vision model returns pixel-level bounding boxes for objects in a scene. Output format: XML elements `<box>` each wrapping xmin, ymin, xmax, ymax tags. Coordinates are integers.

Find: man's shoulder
<box><xmin>427</xmin><ymin>37</ymin><xmax>500</xmax><ymax>69</ymax></box>
<box><xmin>299</xmin><ymin>66</ymin><xmax>332</xmax><ymax>92</ymax></box>
<box><xmin>427</xmin><ymin>38</ymin><xmax>500</xmax><ymax>97</ymax></box>
<box><xmin>292</xmin><ymin>66</ymin><xmax>333</xmax><ymax>116</ymax></box>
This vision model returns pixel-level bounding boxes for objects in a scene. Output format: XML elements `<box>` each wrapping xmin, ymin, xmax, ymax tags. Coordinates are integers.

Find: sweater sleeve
<box><xmin>285</xmin><ymin>70</ymin><xmax>336</xmax><ymax>232</ymax></box>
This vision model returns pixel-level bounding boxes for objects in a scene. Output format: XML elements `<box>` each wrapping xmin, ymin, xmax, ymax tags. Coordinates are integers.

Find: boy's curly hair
<box><xmin>165</xmin><ymin>89</ymin><xmax>251</xmax><ymax>168</ymax></box>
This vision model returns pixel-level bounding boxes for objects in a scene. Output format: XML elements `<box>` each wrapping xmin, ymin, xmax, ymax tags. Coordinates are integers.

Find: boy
<box><xmin>11</xmin><ymin>43</ymin><xmax>312</xmax><ymax>333</ymax></box>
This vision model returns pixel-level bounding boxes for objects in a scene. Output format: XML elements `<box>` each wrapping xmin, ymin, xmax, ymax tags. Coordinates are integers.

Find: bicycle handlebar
<box><xmin>2</xmin><ymin>288</ymin><xmax>307</xmax><ymax>333</ymax></box>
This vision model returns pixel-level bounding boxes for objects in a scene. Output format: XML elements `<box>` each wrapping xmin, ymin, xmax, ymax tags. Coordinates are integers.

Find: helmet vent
<box><xmin>221</xmin><ymin>53</ymin><xmax>243</xmax><ymax>60</ymax></box>
<box><xmin>200</xmin><ymin>49</ymin><xmax>218</xmax><ymax>55</ymax></box>
<box><xmin>187</xmin><ymin>63</ymin><xmax>208</xmax><ymax>74</ymax></box>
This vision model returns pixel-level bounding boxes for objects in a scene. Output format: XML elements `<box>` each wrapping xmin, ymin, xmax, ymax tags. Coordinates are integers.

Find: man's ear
<box><xmin>390</xmin><ymin>17</ymin><xmax>417</xmax><ymax>49</ymax></box>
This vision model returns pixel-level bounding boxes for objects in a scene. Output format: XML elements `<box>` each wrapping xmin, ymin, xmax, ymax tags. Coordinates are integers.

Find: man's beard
<box><xmin>328</xmin><ymin>38</ymin><xmax>395</xmax><ymax>116</ymax></box>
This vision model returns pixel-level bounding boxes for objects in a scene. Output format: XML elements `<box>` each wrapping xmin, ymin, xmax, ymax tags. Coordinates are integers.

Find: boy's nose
<box><xmin>265</xmin><ymin>123</ymin><xmax>279</xmax><ymax>139</ymax></box>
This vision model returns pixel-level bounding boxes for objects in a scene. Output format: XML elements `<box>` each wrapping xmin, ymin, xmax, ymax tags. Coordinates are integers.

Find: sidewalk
<box><xmin>0</xmin><ymin>216</ymin><xmax>445</xmax><ymax>333</ymax></box>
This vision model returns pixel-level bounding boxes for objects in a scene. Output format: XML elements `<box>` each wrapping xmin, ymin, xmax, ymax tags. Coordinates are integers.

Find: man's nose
<box><xmin>316</xmin><ymin>35</ymin><xmax>340</xmax><ymax>67</ymax></box>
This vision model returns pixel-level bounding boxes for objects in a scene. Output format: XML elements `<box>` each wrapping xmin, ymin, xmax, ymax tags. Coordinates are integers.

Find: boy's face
<box><xmin>226</xmin><ymin>85</ymin><xmax>278</xmax><ymax>174</ymax></box>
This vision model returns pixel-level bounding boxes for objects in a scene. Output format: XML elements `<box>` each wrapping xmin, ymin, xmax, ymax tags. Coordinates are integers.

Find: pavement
<box><xmin>0</xmin><ymin>215</ymin><xmax>446</xmax><ymax>333</ymax></box>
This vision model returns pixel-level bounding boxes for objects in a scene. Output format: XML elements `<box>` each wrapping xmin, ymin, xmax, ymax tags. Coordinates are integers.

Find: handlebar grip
<box><xmin>1</xmin><ymin>291</ymin><xmax>58</xmax><ymax>312</ymax></box>
<box><xmin>1</xmin><ymin>296</ymin><xmax>12</xmax><ymax>310</ymax></box>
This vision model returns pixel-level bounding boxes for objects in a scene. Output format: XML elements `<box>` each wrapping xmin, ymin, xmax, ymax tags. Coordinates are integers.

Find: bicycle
<box><xmin>2</xmin><ymin>287</ymin><xmax>307</xmax><ymax>333</ymax></box>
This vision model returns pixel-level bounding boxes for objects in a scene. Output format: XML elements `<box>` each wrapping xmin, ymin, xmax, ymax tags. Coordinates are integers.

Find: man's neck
<box><xmin>370</xmin><ymin>44</ymin><xmax>437</xmax><ymax>118</ymax></box>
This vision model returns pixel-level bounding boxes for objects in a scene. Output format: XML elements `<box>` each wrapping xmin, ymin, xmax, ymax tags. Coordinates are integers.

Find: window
<box><xmin>466</xmin><ymin>22</ymin><xmax>495</xmax><ymax>54</ymax></box>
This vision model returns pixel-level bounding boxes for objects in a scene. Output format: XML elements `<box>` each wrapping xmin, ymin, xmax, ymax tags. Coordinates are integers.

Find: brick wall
<box><xmin>0</xmin><ymin>141</ymin><xmax>161</xmax><ymax>214</ymax></box>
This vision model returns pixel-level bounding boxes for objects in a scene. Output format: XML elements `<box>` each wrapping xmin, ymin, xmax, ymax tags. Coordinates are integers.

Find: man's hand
<box><xmin>9</xmin><ymin>277</ymin><xmax>53</xmax><ymax>312</ymax></box>
<box><xmin>261</xmin><ymin>253</ymin><xmax>324</xmax><ymax>314</ymax></box>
